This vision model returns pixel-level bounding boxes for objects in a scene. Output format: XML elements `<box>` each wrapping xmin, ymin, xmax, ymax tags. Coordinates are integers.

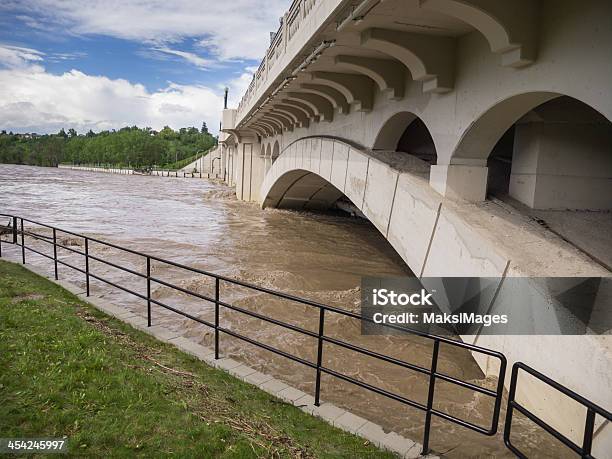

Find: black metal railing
<box><xmin>1</xmin><ymin>213</ymin><xmax>610</xmax><ymax>457</ymax></box>
<box><xmin>61</xmin><ymin>164</ymin><xmax>209</xmax><ymax>179</ymax></box>
<box><xmin>504</xmin><ymin>362</ymin><xmax>611</xmax><ymax>459</ymax></box>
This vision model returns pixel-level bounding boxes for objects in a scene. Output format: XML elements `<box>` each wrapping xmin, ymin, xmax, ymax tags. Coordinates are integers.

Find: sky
<box><xmin>0</xmin><ymin>0</ymin><xmax>289</xmax><ymax>134</ymax></box>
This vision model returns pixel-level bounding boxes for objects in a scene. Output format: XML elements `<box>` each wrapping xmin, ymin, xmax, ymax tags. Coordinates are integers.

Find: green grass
<box><xmin>162</xmin><ymin>150</ymin><xmax>210</xmax><ymax>171</ymax></box>
<box><xmin>0</xmin><ymin>260</ymin><xmax>393</xmax><ymax>458</ymax></box>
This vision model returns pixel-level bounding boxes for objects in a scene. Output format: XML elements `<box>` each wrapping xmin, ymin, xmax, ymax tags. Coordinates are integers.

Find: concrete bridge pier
<box><xmin>234</xmin><ymin>134</ymin><xmax>267</xmax><ymax>202</ymax></box>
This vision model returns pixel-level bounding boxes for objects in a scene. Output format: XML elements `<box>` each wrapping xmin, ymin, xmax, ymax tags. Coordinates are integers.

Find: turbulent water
<box><xmin>0</xmin><ymin>164</ymin><xmax>564</xmax><ymax>457</ymax></box>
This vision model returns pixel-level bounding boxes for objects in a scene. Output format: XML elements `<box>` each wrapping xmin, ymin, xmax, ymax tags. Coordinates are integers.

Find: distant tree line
<box><xmin>0</xmin><ymin>122</ymin><xmax>215</xmax><ymax>168</ymax></box>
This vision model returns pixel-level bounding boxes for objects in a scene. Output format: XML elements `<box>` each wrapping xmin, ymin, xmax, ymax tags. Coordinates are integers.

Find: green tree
<box><xmin>0</xmin><ymin>124</ymin><xmax>217</xmax><ymax>168</ymax></box>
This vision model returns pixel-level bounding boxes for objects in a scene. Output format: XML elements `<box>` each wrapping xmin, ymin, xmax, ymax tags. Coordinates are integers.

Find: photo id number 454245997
<box><xmin>0</xmin><ymin>438</ymin><xmax>68</xmax><ymax>454</ymax></box>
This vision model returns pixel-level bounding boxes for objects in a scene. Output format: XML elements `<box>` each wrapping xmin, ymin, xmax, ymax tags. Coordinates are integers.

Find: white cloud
<box><xmin>0</xmin><ymin>67</ymin><xmax>226</xmax><ymax>134</ymax></box>
<box><xmin>0</xmin><ymin>44</ymin><xmax>45</xmax><ymax>70</ymax></box>
<box><xmin>225</xmin><ymin>69</ymin><xmax>256</xmax><ymax>107</ymax></box>
<box><xmin>47</xmin><ymin>51</ymin><xmax>88</xmax><ymax>62</ymax></box>
<box><xmin>153</xmin><ymin>47</ymin><xmax>212</xmax><ymax>69</ymax></box>
<box><xmin>0</xmin><ymin>0</ymin><xmax>285</xmax><ymax>133</ymax></box>
<box><xmin>0</xmin><ymin>39</ymin><xmax>257</xmax><ymax>134</ymax></box>
<box><xmin>7</xmin><ymin>0</ymin><xmax>289</xmax><ymax>61</ymax></box>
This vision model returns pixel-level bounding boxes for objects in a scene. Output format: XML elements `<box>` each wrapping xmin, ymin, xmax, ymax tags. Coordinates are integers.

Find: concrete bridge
<box><xmin>204</xmin><ymin>0</ymin><xmax>612</xmax><ymax>449</ymax></box>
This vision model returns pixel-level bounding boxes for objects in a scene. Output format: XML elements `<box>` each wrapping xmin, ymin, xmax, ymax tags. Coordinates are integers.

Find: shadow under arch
<box><xmin>450</xmin><ymin>92</ymin><xmax>612</xmax><ymax>210</ymax></box>
<box><xmin>263</xmin><ymin>168</ymin><xmax>345</xmax><ymax>211</ymax></box>
<box><xmin>373</xmin><ymin>111</ymin><xmax>438</xmax><ymax>164</ymax></box>
<box><xmin>450</xmin><ymin>91</ymin><xmax>612</xmax><ymax>164</ymax></box>
<box><xmin>262</xmin><ymin>165</ymin><xmax>420</xmax><ymax>278</ymax></box>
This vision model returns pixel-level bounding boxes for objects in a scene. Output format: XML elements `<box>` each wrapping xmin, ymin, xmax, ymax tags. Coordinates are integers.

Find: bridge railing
<box><xmin>1</xmin><ymin>213</ymin><xmax>610</xmax><ymax>456</ymax></box>
<box><xmin>237</xmin><ymin>0</ymin><xmax>322</xmax><ymax>121</ymax></box>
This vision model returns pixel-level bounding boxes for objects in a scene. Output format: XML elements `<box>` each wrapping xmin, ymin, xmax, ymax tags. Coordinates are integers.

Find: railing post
<box><xmin>146</xmin><ymin>257</ymin><xmax>151</xmax><ymax>327</ymax></box>
<box><xmin>12</xmin><ymin>216</ymin><xmax>17</xmax><ymax>244</ymax></box>
<box><xmin>215</xmin><ymin>277</ymin><xmax>220</xmax><ymax>360</ymax></box>
<box><xmin>20</xmin><ymin>218</ymin><xmax>25</xmax><ymax>264</ymax></box>
<box><xmin>314</xmin><ymin>307</ymin><xmax>325</xmax><ymax>406</ymax></box>
<box><xmin>53</xmin><ymin>228</ymin><xmax>58</xmax><ymax>280</ymax></box>
<box><xmin>503</xmin><ymin>364</ymin><xmax>519</xmax><ymax>449</ymax></box>
<box><xmin>582</xmin><ymin>408</ymin><xmax>596</xmax><ymax>457</ymax></box>
<box><xmin>84</xmin><ymin>238</ymin><xmax>90</xmax><ymax>296</ymax></box>
<box><xmin>422</xmin><ymin>340</ymin><xmax>440</xmax><ymax>455</ymax></box>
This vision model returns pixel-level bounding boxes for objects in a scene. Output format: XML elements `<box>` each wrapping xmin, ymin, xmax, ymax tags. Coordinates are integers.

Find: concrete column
<box><xmin>510</xmin><ymin>121</ymin><xmax>612</xmax><ymax>210</ymax></box>
<box><xmin>430</xmin><ymin>164</ymin><xmax>488</xmax><ymax>202</ymax></box>
<box><xmin>220</xmin><ymin>146</ymin><xmax>227</xmax><ymax>181</ymax></box>
<box><xmin>229</xmin><ymin>147</ymin><xmax>236</xmax><ymax>186</ymax></box>
<box><xmin>250</xmin><ymin>143</ymin><xmax>267</xmax><ymax>202</ymax></box>
<box><xmin>234</xmin><ymin>138</ymin><xmax>266</xmax><ymax>202</ymax></box>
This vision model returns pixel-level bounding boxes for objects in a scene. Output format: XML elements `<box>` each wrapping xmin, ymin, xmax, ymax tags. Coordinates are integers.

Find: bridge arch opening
<box><xmin>262</xmin><ymin>167</ymin><xmax>414</xmax><ymax>274</ymax></box>
<box><xmin>373</xmin><ymin>112</ymin><xmax>437</xmax><ymax>164</ymax></box>
<box><xmin>263</xmin><ymin>169</ymin><xmax>345</xmax><ymax>211</ymax></box>
<box><xmin>480</xmin><ymin>95</ymin><xmax>612</xmax><ymax>210</ymax></box>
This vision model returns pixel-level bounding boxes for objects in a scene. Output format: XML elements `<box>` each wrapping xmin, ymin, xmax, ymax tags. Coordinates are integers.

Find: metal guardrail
<box><xmin>505</xmin><ymin>362</ymin><xmax>612</xmax><ymax>459</ymax></box>
<box><xmin>237</xmin><ymin>0</ymin><xmax>319</xmax><ymax>117</ymax></box>
<box><xmin>59</xmin><ymin>165</ymin><xmax>210</xmax><ymax>179</ymax></box>
<box><xmin>1</xmin><ymin>213</ymin><xmax>610</xmax><ymax>457</ymax></box>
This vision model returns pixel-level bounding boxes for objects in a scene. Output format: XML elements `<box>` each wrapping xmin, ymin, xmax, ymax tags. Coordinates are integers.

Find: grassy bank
<box><xmin>0</xmin><ymin>261</ymin><xmax>392</xmax><ymax>458</ymax></box>
<box><xmin>163</xmin><ymin>150</ymin><xmax>209</xmax><ymax>170</ymax></box>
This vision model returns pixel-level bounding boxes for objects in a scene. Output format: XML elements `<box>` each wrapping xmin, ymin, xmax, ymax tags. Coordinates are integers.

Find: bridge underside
<box><xmin>263</xmin><ymin>170</ymin><xmax>343</xmax><ymax>211</ymax></box>
<box><xmin>220</xmin><ymin>0</ymin><xmax>612</xmax><ymax>208</ymax></box>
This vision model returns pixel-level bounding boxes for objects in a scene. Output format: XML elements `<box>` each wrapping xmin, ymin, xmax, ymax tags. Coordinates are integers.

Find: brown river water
<box><xmin>0</xmin><ymin>164</ymin><xmax>566</xmax><ymax>458</ymax></box>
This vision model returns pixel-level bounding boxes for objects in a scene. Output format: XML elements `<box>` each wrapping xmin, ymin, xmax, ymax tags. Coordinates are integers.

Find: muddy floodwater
<box><xmin>0</xmin><ymin>164</ymin><xmax>565</xmax><ymax>457</ymax></box>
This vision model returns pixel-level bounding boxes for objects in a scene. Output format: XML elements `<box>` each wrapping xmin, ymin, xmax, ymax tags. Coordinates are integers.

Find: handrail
<box><xmin>236</xmin><ymin>0</ymin><xmax>321</xmax><ymax>121</ymax></box>
<box><xmin>504</xmin><ymin>362</ymin><xmax>612</xmax><ymax>459</ymax></box>
<box><xmin>0</xmin><ymin>212</ymin><xmax>506</xmax><ymax>455</ymax></box>
<box><xmin>1</xmin><ymin>212</ymin><xmax>609</xmax><ymax>456</ymax></box>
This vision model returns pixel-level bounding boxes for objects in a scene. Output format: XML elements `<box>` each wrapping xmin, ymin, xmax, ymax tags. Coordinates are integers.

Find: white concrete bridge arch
<box><xmin>261</xmin><ymin>135</ymin><xmax>454</xmax><ymax>279</ymax></box>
